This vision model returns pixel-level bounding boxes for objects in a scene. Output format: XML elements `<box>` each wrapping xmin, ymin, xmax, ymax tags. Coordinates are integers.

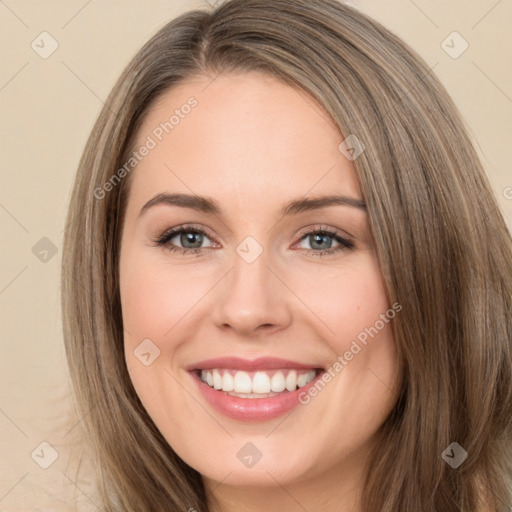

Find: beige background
<box><xmin>1</xmin><ymin>1</ymin><xmax>511</xmax><ymax>510</ymax></box>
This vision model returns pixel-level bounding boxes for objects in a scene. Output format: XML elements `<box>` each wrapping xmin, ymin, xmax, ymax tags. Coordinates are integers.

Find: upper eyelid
<box><xmin>295</xmin><ymin>224</ymin><xmax>353</xmax><ymax>240</ymax></box>
<box><xmin>165</xmin><ymin>224</ymin><xmax>218</xmax><ymax>242</ymax></box>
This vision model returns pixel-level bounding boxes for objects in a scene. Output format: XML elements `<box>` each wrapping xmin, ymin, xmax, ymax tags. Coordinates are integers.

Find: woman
<box><xmin>61</xmin><ymin>0</ymin><xmax>512</xmax><ymax>510</ymax></box>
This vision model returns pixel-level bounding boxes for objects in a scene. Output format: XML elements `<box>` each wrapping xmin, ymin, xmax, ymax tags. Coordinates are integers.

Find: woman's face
<box><xmin>119</xmin><ymin>71</ymin><xmax>401</xmax><ymax>493</ymax></box>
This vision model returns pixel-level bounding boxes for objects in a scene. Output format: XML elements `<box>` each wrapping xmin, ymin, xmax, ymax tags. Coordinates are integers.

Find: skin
<box><xmin>119</xmin><ymin>71</ymin><xmax>401</xmax><ymax>512</ymax></box>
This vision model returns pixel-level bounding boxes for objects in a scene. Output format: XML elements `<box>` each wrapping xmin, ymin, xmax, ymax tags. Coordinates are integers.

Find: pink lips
<box><xmin>187</xmin><ymin>356</ymin><xmax>325</xmax><ymax>422</ymax></box>
<box><xmin>186</xmin><ymin>356</ymin><xmax>319</xmax><ymax>372</ymax></box>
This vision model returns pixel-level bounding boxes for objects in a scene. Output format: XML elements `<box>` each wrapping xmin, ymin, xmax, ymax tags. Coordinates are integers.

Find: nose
<box><xmin>211</xmin><ymin>247</ymin><xmax>293</xmax><ymax>337</ymax></box>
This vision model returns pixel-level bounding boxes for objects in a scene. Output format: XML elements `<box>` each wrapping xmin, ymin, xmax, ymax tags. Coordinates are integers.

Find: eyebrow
<box><xmin>138</xmin><ymin>192</ymin><xmax>366</xmax><ymax>219</ymax></box>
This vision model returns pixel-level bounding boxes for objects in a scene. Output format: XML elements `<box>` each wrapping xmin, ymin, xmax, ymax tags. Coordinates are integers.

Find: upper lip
<box><xmin>186</xmin><ymin>356</ymin><xmax>322</xmax><ymax>372</ymax></box>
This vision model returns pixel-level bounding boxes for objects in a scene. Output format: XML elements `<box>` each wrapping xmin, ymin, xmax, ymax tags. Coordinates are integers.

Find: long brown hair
<box><xmin>61</xmin><ymin>0</ymin><xmax>512</xmax><ymax>510</ymax></box>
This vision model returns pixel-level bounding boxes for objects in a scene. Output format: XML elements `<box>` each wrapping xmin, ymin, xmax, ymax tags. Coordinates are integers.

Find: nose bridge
<box><xmin>211</xmin><ymin>238</ymin><xmax>291</xmax><ymax>334</ymax></box>
<box><xmin>232</xmin><ymin>243</ymin><xmax>270</xmax><ymax>298</ymax></box>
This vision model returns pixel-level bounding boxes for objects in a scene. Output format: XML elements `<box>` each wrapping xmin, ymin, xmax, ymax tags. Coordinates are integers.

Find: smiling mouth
<box><xmin>196</xmin><ymin>368</ymin><xmax>322</xmax><ymax>398</ymax></box>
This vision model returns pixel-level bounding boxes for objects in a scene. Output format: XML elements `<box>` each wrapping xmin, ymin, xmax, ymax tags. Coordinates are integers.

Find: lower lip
<box><xmin>189</xmin><ymin>370</ymin><xmax>325</xmax><ymax>422</ymax></box>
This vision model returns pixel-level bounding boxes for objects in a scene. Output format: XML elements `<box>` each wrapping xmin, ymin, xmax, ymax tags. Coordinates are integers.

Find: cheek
<box><xmin>289</xmin><ymin>253</ymin><xmax>400</xmax><ymax>419</ymax></box>
<box><xmin>119</xmin><ymin>249</ymin><xmax>206</xmax><ymax>435</ymax></box>
<box><xmin>291</xmin><ymin>252</ymin><xmax>392</xmax><ymax>350</ymax></box>
<box><xmin>119</xmin><ymin>246</ymin><xmax>192</xmax><ymax>386</ymax></box>
<box><xmin>120</xmin><ymin>250</ymin><xmax>212</xmax><ymax>343</ymax></box>
<box><xmin>119</xmin><ymin>245</ymin><xmax>226</xmax><ymax>419</ymax></box>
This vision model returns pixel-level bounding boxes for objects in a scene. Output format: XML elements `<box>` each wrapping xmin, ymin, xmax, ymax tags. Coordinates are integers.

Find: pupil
<box><xmin>181</xmin><ymin>231</ymin><xmax>202</xmax><ymax>248</ymax></box>
<box><xmin>311</xmin><ymin>233</ymin><xmax>332</xmax><ymax>250</ymax></box>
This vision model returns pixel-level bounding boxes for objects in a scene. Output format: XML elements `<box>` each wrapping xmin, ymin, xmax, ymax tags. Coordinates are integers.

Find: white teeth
<box><xmin>199</xmin><ymin>368</ymin><xmax>318</xmax><ymax>394</ymax></box>
<box><xmin>297</xmin><ymin>373</ymin><xmax>307</xmax><ymax>388</ymax></box>
<box><xmin>213</xmin><ymin>369</ymin><xmax>222</xmax><ymax>390</ymax></box>
<box><xmin>233</xmin><ymin>371</ymin><xmax>252</xmax><ymax>393</ymax></box>
<box><xmin>270</xmin><ymin>371</ymin><xmax>286</xmax><ymax>392</ymax></box>
<box><xmin>222</xmin><ymin>372</ymin><xmax>234</xmax><ymax>391</ymax></box>
<box><xmin>285</xmin><ymin>370</ymin><xmax>297</xmax><ymax>391</ymax></box>
<box><xmin>252</xmin><ymin>372</ymin><xmax>271</xmax><ymax>393</ymax></box>
<box><xmin>304</xmin><ymin>370</ymin><xmax>316</xmax><ymax>385</ymax></box>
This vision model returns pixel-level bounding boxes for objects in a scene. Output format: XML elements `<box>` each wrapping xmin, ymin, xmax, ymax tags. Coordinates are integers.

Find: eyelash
<box><xmin>151</xmin><ymin>223</ymin><xmax>355</xmax><ymax>258</ymax></box>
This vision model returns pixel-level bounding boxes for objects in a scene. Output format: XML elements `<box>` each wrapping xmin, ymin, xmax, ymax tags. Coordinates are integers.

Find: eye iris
<box><xmin>310</xmin><ymin>233</ymin><xmax>332</xmax><ymax>250</ymax></box>
<box><xmin>181</xmin><ymin>231</ymin><xmax>203</xmax><ymax>248</ymax></box>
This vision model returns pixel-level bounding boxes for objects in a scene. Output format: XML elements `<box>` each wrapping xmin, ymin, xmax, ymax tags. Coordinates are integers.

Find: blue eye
<box><xmin>171</xmin><ymin>230</ymin><xmax>206</xmax><ymax>249</ymax></box>
<box><xmin>296</xmin><ymin>230</ymin><xmax>354</xmax><ymax>256</ymax></box>
<box><xmin>152</xmin><ymin>225</ymin><xmax>355</xmax><ymax>257</ymax></box>
<box><xmin>153</xmin><ymin>225</ymin><xmax>216</xmax><ymax>255</ymax></box>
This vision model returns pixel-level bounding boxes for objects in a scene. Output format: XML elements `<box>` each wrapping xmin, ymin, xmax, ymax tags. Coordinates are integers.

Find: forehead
<box><xmin>128</xmin><ymin>71</ymin><xmax>361</xmax><ymax>212</ymax></box>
